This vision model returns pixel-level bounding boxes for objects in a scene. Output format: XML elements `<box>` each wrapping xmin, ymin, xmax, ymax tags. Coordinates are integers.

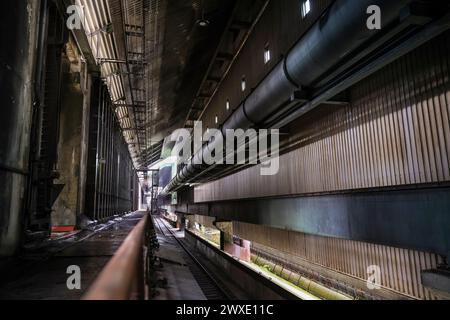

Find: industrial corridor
<box><xmin>1</xmin><ymin>0</ymin><xmax>450</xmax><ymax>308</ymax></box>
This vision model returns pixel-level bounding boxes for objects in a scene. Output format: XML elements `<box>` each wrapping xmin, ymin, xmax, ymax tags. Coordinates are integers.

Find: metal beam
<box><xmin>177</xmin><ymin>187</ymin><xmax>450</xmax><ymax>256</ymax></box>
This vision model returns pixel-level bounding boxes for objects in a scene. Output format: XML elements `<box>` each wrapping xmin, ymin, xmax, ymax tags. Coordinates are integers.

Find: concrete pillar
<box><xmin>52</xmin><ymin>43</ymin><xmax>84</xmax><ymax>228</ymax></box>
<box><xmin>177</xmin><ymin>213</ymin><xmax>185</xmax><ymax>230</ymax></box>
<box><xmin>216</xmin><ymin>221</ymin><xmax>233</xmax><ymax>250</ymax></box>
<box><xmin>0</xmin><ymin>0</ymin><xmax>41</xmax><ymax>256</ymax></box>
<box><xmin>77</xmin><ymin>62</ymin><xmax>93</xmax><ymax>224</ymax></box>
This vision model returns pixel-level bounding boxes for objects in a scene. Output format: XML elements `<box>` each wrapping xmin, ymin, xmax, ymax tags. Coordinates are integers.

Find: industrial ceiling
<box><xmin>69</xmin><ymin>0</ymin><xmax>236</xmax><ymax>170</ymax></box>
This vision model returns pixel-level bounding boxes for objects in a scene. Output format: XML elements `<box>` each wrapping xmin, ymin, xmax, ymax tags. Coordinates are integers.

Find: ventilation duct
<box><xmin>164</xmin><ymin>0</ymin><xmax>449</xmax><ymax>194</ymax></box>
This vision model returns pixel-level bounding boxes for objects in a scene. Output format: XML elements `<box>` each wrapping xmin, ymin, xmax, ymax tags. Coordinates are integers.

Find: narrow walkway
<box><xmin>0</xmin><ymin>211</ymin><xmax>145</xmax><ymax>300</ymax></box>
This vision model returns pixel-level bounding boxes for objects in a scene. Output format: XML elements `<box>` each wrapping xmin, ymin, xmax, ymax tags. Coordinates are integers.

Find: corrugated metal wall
<box><xmin>234</xmin><ymin>221</ymin><xmax>444</xmax><ymax>300</ymax></box>
<box><xmin>85</xmin><ymin>83</ymin><xmax>137</xmax><ymax>221</ymax></box>
<box><xmin>195</xmin><ymin>31</ymin><xmax>450</xmax><ymax>202</ymax></box>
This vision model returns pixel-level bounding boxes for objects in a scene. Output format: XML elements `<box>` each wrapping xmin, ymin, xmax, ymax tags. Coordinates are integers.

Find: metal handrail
<box><xmin>83</xmin><ymin>214</ymin><xmax>149</xmax><ymax>300</ymax></box>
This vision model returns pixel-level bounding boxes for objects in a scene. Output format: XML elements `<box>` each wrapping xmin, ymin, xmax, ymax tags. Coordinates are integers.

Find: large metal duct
<box><xmin>163</xmin><ymin>0</ymin><xmax>429</xmax><ymax>194</ymax></box>
<box><xmin>285</xmin><ymin>0</ymin><xmax>411</xmax><ymax>88</ymax></box>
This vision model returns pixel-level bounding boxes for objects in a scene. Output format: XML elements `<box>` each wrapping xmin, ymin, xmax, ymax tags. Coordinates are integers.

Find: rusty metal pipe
<box><xmin>83</xmin><ymin>214</ymin><xmax>148</xmax><ymax>300</ymax></box>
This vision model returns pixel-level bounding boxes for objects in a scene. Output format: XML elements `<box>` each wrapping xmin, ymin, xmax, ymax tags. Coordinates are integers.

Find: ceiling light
<box><xmin>197</xmin><ymin>18</ymin><xmax>210</xmax><ymax>27</ymax></box>
<box><xmin>197</xmin><ymin>0</ymin><xmax>209</xmax><ymax>27</ymax></box>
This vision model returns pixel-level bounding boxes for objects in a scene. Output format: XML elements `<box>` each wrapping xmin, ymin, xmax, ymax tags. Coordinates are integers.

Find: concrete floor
<box><xmin>0</xmin><ymin>212</ymin><xmax>145</xmax><ymax>300</ymax></box>
<box><xmin>0</xmin><ymin>212</ymin><xmax>253</xmax><ymax>300</ymax></box>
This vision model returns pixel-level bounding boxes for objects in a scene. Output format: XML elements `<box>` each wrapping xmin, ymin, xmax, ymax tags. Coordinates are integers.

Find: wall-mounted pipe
<box><xmin>164</xmin><ymin>0</ymin><xmax>442</xmax><ymax>194</ymax></box>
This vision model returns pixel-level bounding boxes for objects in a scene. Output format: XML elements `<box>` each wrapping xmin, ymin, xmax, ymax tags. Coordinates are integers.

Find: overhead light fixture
<box><xmin>196</xmin><ymin>0</ymin><xmax>210</xmax><ymax>27</ymax></box>
<box><xmin>197</xmin><ymin>18</ymin><xmax>210</xmax><ymax>27</ymax></box>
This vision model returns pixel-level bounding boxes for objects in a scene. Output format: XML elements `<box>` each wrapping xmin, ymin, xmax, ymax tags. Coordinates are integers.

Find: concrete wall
<box><xmin>216</xmin><ymin>221</ymin><xmax>233</xmax><ymax>244</ymax></box>
<box><xmin>0</xmin><ymin>0</ymin><xmax>40</xmax><ymax>256</ymax></box>
<box><xmin>51</xmin><ymin>47</ymin><xmax>84</xmax><ymax>227</ymax></box>
<box><xmin>77</xmin><ymin>63</ymin><xmax>93</xmax><ymax>222</ymax></box>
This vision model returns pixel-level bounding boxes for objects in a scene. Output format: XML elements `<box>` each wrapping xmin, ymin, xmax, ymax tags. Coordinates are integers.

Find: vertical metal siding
<box><xmin>195</xmin><ymin>31</ymin><xmax>450</xmax><ymax>202</ymax></box>
<box><xmin>86</xmin><ymin>84</ymin><xmax>136</xmax><ymax>220</ymax></box>
<box><xmin>202</xmin><ymin>0</ymin><xmax>333</xmax><ymax>130</ymax></box>
<box><xmin>234</xmin><ymin>221</ymin><xmax>444</xmax><ymax>300</ymax></box>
